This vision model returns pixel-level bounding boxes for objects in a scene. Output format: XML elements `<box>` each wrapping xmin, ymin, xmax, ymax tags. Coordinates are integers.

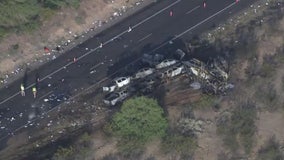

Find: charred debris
<box><xmin>102</xmin><ymin>45</ymin><xmax>233</xmax><ymax>106</ymax></box>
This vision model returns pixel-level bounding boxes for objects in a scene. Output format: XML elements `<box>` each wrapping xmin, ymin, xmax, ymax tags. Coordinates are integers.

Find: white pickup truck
<box><xmin>102</xmin><ymin>77</ymin><xmax>131</xmax><ymax>92</ymax></box>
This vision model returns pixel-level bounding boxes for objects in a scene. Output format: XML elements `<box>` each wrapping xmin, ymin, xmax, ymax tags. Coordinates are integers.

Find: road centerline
<box><xmin>186</xmin><ymin>5</ymin><xmax>200</xmax><ymax>14</ymax></box>
<box><xmin>138</xmin><ymin>33</ymin><xmax>152</xmax><ymax>42</ymax></box>
<box><xmin>151</xmin><ymin>1</ymin><xmax>237</xmax><ymax>53</ymax></box>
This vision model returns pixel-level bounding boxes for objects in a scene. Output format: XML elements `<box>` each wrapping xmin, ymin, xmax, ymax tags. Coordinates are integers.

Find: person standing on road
<box><xmin>203</xmin><ymin>0</ymin><xmax>207</xmax><ymax>8</ymax></box>
<box><xmin>128</xmin><ymin>26</ymin><xmax>132</xmax><ymax>32</ymax></box>
<box><xmin>169</xmin><ymin>10</ymin><xmax>173</xmax><ymax>16</ymax></box>
<box><xmin>32</xmin><ymin>86</ymin><xmax>37</xmax><ymax>98</ymax></box>
<box><xmin>20</xmin><ymin>83</ymin><xmax>25</xmax><ymax>96</ymax></box>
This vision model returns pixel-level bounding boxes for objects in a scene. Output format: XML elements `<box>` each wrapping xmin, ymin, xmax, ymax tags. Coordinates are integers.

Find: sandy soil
<box><xmin>252</xmin><ymin>111</ymin><xmax>284</xmax><ymax>158</ymax></box>
<box><xmin>91</xmin><ymin>131</ymin><xmax>118</xmax><ymax>160</ymax></box>
<box><xmin>255</xmin><ymin>18</ymin><xmax>284</xmax><ymax>64</ymax></box>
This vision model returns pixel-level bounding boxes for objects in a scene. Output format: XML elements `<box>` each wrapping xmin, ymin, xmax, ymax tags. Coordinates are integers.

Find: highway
<box><xmin>0</xmin><ymin>0</ymin><xmax>258</xmax><ymax>147</ymax></box>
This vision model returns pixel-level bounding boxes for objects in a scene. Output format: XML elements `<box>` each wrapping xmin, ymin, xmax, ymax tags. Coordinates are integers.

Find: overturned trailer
<box><xmin>183</xmin><ymin>59</ymin><xmax>211</xmax><ymax>80</ymax></box>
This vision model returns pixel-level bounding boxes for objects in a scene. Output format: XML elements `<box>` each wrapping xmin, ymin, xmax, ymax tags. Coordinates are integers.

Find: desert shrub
<box><xmin>254</xmin><ymin>82</ymin><xmax>278</xmax><ymax>110</ymax></box>
<box><xmin>102</xmin><ymin>153</ymin><xmax>119</xmax><ymax>160</ymax></box>
<box><xmin>191</xmin><ymin>94</ymin><xmax>217</xmax><ymax>109</ymax></box>
<box><xmin>217</xmin><ymin>101</ymin><xmax>257</xmax><ymax>154</ymax></box>
<box><xmin>161</xmin><ymin>128</ymin><xmax>197</xmax><ymax>158</ymax></box>
<box><xmin>52</xmin><ymin>146</ymin><xmax>75</xmax><ymax>160</ymax></box>
<box><xmin>257</xmin><ymin>137</ymin><xmax>284</xmax><ymax>160</ymax></box>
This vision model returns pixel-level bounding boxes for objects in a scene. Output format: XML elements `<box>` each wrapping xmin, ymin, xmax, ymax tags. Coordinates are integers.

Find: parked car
<box><xmin>133</xmin><ymin>68</ymin><xmax>154</xmax><ymax>79</ymax></box>
<box><xmin>155</xmin><ymin>59</ymin><xmax>177</xmax><ymax>69</ymax></box>
<box><xmin>103</xmin><ymin>77</ymin><xmax>131</xmax><ymax>92</ymax></box>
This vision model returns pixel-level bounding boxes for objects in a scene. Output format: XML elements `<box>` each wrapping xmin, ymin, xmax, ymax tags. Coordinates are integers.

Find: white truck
<box><xmin>102</xmin><ymin>77</ymin><xmax>131</xmax><ymax>92</ymax></box>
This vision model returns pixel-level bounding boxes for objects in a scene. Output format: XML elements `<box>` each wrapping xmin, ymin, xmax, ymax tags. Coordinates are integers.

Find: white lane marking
<box><xmin>90</xmin><ymin>63</ymin><xmax>102</xmax><ymax>71</ymax></box>
<box><xmin>38</xmin><ymin>91</ymin><xmax>53</xmax><ymax>101</ymax></box>
<box><xmin>0</xmin><ymin>0</ymin><xmax>182</xmax><ymax>105</ymax></box>
<box><xmin>138</xmin><ymin>33</ymin><xmax>152</xmax><ymax>42</ymax></box>
<box><xmin>175</xmin><ymin>2</ymin><xmax>236</xmax><ymax>39</ymax></box>
<box><xmin>186</xmin><ymin>5</ymin><xmax>200</xmax><ymax>14</ymax></box>
<box><xmin>104</xmin><ymin>0</ymin><xmax>181</xmax><ymax>45</ymax></box>
<box><xmin>152</xmin><ymin>1</ymin><xmax>237</xmax><ymax>53</ymax></box>
<box><xmin>133</xmin><ymin>0</ymin><xmax>181</xmax><ymax>28</ymax></box>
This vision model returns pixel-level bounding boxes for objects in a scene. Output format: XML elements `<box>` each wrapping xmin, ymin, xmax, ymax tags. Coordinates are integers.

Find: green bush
<box><xmin>109</xmin><ymin>96</ymin><xmax>168</xmax><ymax>154</ymax></box>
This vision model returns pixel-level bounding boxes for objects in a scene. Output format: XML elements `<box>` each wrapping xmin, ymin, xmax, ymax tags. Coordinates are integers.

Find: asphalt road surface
<box><xmin>0</xmin><ymin>0</ymin><xmax>258</xmax><ymax>145</ymax></box>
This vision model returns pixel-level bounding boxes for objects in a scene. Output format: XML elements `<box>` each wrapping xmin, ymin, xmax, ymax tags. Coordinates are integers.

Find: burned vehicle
<box><xmin>103</xmin><ymin>88</ymin><xmax>134</xmax><ymax>106</ymax></box>
<box><xmin>209</xmin><ymin>57</ymin><xmax>229</xmax><ymax>81</ymax></box>
<box><xmin>155</xmin><ymin>59</ymin><xmax>177</xmax><ymax>69</ymax></box>
<box><xmin>174</xmin><ymin>49</ymin><xmax>186</xmax><ymax>60</ymax></box>
<box><xmin>183</xmin><ymin>59</ymin><xmax>211</xmax><ymax>80</ymax></box>
<box><xmin>133</xmin><ymin>67</ymin><xmax>155</xmax><ymax>79</ymax></box>
<box><xmin>134</xmin><ymin>75</ymin><xmax>160</xmax><ymax>94</ymax></box>
<box><xmin>159</xmin><ymin>63</ymin><xmax>185</xmax><ymax>78</ymax></box>
<box><xmin>141</xmin><ymin>53</ymin><xmax>164</xmax><ymax>66</ymax></box>
<box><xmin>102</xmin><ymin>77</ymin><xmax>131</xmax><ymax>92</ymax></box>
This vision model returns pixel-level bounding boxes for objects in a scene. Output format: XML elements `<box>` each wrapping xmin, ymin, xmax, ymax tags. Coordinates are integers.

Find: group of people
<box><xmin>20</xmin><ymin>83</ymin><xmax>37</xmax><ymax>98</ymax></box>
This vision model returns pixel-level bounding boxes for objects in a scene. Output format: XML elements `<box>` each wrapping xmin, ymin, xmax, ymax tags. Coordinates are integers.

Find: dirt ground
<box><xmin>0</xmin><ymin>0</ymin><xmax>151</xmax><ymax>84</ymax></box>
<box><xmin>216</xmin><ymin>2</ymin><xmax>284</xmax><ymax>160</ymax></box>
<box><xmin>90</xmin><ymin>130</ymin><xmax>118</xmax><ymax>160</ymax></box>
<box><xmin>252</xmin><ymin>111</ymin><xmax>284</xmax><ymax>157</ymax></box>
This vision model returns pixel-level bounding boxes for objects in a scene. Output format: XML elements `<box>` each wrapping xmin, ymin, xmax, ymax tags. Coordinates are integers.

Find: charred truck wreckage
<box><xmin>102</xmin><ymin>48</ymin><xmax>232</xmax><ymax>106</ymax></box>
